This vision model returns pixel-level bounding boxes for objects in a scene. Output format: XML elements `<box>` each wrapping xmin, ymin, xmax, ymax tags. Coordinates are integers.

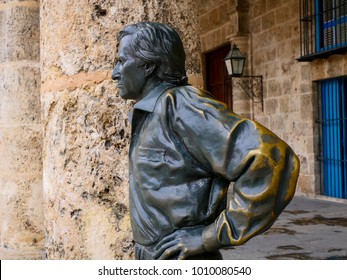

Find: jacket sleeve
<box><xmin>167</xmin><ymin>87</ymin><xmax>300</xmax><ymax>251</ymax></box>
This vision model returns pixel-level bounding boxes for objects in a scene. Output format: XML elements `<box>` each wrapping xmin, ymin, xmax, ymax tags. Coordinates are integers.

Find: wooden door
<box><xmin>205</xmin><ymin>45</ymin><xmax>232</xmax><ymax>109</ymax></box>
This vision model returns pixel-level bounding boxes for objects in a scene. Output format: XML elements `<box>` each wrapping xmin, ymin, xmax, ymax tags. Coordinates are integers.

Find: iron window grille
<box><xmin>299</xmin><ymin>0</ymin><xmax>347</xmax><ymax>61</ymax></box>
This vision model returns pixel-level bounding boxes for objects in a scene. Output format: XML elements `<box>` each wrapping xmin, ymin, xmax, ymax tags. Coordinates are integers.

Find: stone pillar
<box><xmin>40</xmin><ymin>0</ymin><xmax>201</xmax><ymax>259</ymax></box>
<box><xmin>0</xmin><ymin>0</ymin><xmax>43</xmax><ymax>259</ymax></box>
<box><xmin>228</xmin><ymin>0</ymin><xmax>253</xmax><ymax>118</ymax></box>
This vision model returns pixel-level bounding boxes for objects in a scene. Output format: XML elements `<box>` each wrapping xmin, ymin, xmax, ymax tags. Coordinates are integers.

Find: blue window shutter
<box><xmin>320</xmin><ymin>78</ymin><xmax>347</xmax><ymax>199</ymax></box>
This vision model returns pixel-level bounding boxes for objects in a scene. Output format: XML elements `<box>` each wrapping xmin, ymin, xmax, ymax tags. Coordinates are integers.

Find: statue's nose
<box><xmin>112</xmin><ymin>65</ymin><xmax>120</xmax><ymax>81</ymax></box>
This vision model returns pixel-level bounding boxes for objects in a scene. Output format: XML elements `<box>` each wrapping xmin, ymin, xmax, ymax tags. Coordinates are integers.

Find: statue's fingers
<box><xmin>153</xmin><ymin>240</ymin><xmax>177</xmax><ymax>259</ymax></box>
<box><xmin>158</xmin><ymin>245</ymin><xmax>182</xmax><ymax>260</ymax></box>
<box><xmin>154</xmin><ymin>232</ymin><xmax>177</xmax><ymax>250</ymax></box>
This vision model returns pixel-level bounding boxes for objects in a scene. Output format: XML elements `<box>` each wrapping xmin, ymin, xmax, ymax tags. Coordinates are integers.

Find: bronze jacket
<box><xmin>129</xmin><ymin>84</ymin><xmax>299</xmax><ymax>252</ymax></box>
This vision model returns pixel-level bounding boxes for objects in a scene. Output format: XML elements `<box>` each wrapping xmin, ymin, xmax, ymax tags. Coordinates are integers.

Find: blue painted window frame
<box><xmin>315</xmin><ymin>0</ymin><xmax>347</xmax><ymax>52</ymax></box>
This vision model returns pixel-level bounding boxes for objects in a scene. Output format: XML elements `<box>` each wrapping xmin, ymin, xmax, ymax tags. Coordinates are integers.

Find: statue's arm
<box><xmin>168</xmin><ymin>88</ymin><xmax>300</xmax><ymax>253</ymax></box>
<box><xmin>201</xmin><ymin>121</ymin><xmax>300</xmax><ymax>252</ymax></box>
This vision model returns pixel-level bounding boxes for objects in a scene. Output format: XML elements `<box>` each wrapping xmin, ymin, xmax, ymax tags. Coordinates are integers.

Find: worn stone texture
<box><xmin>199</xmin><ymin>0</ymin><xmax>232</xmax><ymax>53</ymax></box>
<box><xmin>42</xmin><ymin>82</ymin><xmax>133</xmax><ymax>259</ymax></box>
<box><xmin>0</xmin><ymin>1</ymin><xmax>43</xmax><ymax>257</ymax></box>
<box><xmin>0</xmin><ymin>175</ymin><xmax>44</xmax><ymax>249</ymax></box>
<box><xmin>0</xmin><ymin>125</ymin><xmax>42</xmax><ymax>175</ymax></box>
<box><xmin>249</xmin><ymin>0</ymin><xmax>319</xmax><ymax>196</ymax></box>
<box><xmin>0</xmin><ymin>64</ymin><xmax>41</xmax><ymax>125</ymax></box>
<box><xmin>40</xmin><ymin>0</ymin><xmax>201</xmax><ymax>83</ymax></box>
<box><xmin>41</xmin><ymin>0</ymin><xmax>201</xmax><ymax>259</ymax></box>
<box><xmin>0</xmin><ymin>4</ymin><xmax>40</xmax><ymax>63</ymax></box>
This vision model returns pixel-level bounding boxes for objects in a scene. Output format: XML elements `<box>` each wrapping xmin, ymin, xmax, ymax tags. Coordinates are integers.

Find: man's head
<box><xmin>112</xmin><ymin>22</ymin><xmax>188</xmax><ymax>100</ymax></box>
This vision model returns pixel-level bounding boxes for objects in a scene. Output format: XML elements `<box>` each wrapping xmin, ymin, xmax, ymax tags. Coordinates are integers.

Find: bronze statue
<box><xmin>112</xmin><ymin>22</ymin><xmax>300</xmax><ymax>260</ymax></box>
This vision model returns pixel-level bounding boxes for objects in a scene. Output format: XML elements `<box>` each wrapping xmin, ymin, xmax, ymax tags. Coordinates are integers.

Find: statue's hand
<box><xmin>153</xmin><ymin>227</ymin><xmax>207</xmax><ymax>260</ymax></box>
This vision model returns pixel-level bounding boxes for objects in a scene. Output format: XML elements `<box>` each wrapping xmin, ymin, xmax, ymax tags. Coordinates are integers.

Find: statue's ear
<box><xmin>144</xmin><ymin>63</ymin><xmax>156</xmax><ymax>77</ymax></box>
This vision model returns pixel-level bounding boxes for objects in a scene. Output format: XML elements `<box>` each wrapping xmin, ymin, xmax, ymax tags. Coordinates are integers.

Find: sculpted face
<box><xmin>112</xmin><ymin>35</ymin><xmax>148</xmax><ymax>101</ymax></box>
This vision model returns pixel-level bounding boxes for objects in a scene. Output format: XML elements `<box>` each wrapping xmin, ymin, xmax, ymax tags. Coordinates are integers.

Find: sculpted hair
<box><xmin>117</xmin><ymin>22</ymin><xmax>188</xmax><ymax>86</ymax></box>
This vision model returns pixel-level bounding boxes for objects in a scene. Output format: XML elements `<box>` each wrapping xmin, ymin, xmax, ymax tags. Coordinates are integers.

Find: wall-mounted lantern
<box><xmin>224</xmin><ymin>43</ymin><xmax>264</xmax><ymax>111</ymax></box>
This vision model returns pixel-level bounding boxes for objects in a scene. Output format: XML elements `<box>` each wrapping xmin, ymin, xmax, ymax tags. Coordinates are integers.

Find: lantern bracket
<box><xmin>231</xmin><ymin>75</ymin><xmax>264</xmax><ymax>112</ymax></box>
<box><xmin>224</xmin><ymin>43</ymin><xmax>264</xmax><ymax>112</ymax></box>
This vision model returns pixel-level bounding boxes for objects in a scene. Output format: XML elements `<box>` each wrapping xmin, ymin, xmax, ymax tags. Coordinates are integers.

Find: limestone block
<box><xmin>267</xmin><ymin>0</ymin><xmax>283</xmax><ymax>10</ymax></box>
<box><xmin>266</xmin><ymin>79</ymin><xmax>282</xmax><ymax>97</ymax></box>
<box><xmin>279</xmin><ymin>95</ymin><xmax>300</xmax><ymax>114</ymax></box>
<box><xmin>300</xmin><ymin>94</ymin><xmax>314</xmax><ymax>121</ymax></box>
<box><xmin>269</xmin><ymin>114</ymin><xmax>287</xmax><ymax>134</ymax></box>
<box><xmin>233</xmin><ymin>100</ymin><xmax>251</xmax><ymax>117</ymax></box>
<box><xmin>250</xmin><ymin>0</ymin><xmax>267</xmax><ymax>19</ymax></box>
<box><xmin>0</xmin><ymin>64</ymin><xmax>41</xmax><ymax>125</ymax></box>
<box><xmin>0</xmin><ymin>175</ymin><xmax>44</xmax><ymax>249</ymax></box>
<box><xmin>264</xmin><ymin>61</ymin><xmax>281</xmax><ymax>78</ymax></box>
<box><xmin>266</xmin><ymin>99</ymin><xmax>279</xmax><ymax>115</ymax></box>
<box><xmin>292</xmin><ymin>121</ymin><xmax>314</xmax><ymax>139</ymax></box>
<box><xmin>254</xmin><ymin>115</ymin><xmax>270</xmax><ymax>127</ymax></box>
<box><xmin>300</xmin><ymin>64</ymin><xmax>311</xmax><ymax>81</ymax></box>
<box><xmin>310</xmin><ymin>59</ymin><xmax>326</xmax><ymax>81</ymax></box>
<box><xmin>327</xmin><ymin>55</ymin><xmax>344</xmax><ymax>77</ymax></box>
<box><xmin>250</xmin><ymin>17</ymin><xmax>262</xmax><ymax>33</ymax></box>
<box><xmin>0</xmin><ymin>6</ymin><xmax>39</xmax><ymax>63</ymax></box>
<box><xmin>275</xmin><ymin>3</ymin><xmax>292</xmax><ymax>24</ymax></box>
<box><xmin>300</xmin><ymin>83</ymin><xmax>312</xmax><ymax>94</ymax></box>
<box><xmin>297</xmin><ymin>174</ymin><xmax>316</xmax><ymax>195</ymax></box>
<box><xmin>262</xmin><ymin>11</ymin><xmax>275</xmax><ymax>30</ymax></box>
<box><xmin>0</xmin><ymin>125</ymin><xmax>42</xmax><ymax>175</ymax></box>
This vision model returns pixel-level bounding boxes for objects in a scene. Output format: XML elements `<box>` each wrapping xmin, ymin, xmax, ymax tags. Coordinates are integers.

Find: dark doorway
<box><xmin>205</xmin><ymin>44</ymin><xmax>232</xmax><ymax>109</ymax></box>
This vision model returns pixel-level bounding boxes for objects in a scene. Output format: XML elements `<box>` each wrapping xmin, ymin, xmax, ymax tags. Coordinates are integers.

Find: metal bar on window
<box><xmin>300</xmin><ymin>0</ymin><xmax>303</xmax><ymax>56</ymax></box>
<box><xmin>311</xmin><ymin>0</ymin><xmax>315</xmax><ymax>54</ymax></box>
<box><xmin>300</xmin><ymin>0</ymin><xmax>347</xmax><ymax>60</ymax></box>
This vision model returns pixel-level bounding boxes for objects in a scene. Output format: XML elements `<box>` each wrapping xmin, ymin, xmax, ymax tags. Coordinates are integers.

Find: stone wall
<box><xmin>248</xmin><ymin>0</ymin><xmax>319</xmax><ymax>195</ymax></box>
<box><xmin>40</xmin><ymin>0</ymin><xmax>202</xmax><ymax>259</ymax></box>
<box><xmin>199</xmin><ymin>0</ymin><xmax>232</xmax><ymax>53</ymax></box>
<box><xmin>198</xmin><ymin>0</ymin><xmax>333</xmax><ymax>196</ymax></box>
<box><xmin>0</xmin><ymin>0</ymin><xmax>44</xmax><ymax>258</ymax></box>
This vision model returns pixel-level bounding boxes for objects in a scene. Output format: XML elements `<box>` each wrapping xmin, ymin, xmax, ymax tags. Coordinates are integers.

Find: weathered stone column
<box><xmin>0</xmin><ymin>0</ymin><xmax>43</xmax><ymax>259</ymax></box>
<box><xmin>40</xmin><ymin>0</ymin><xmax>201</xmax><ymax>259</ymax></box>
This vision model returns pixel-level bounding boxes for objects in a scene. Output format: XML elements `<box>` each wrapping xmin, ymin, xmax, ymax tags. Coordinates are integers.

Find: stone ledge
<box><xmin>41</xmin><ymin>70</ymin><xmax>112</xmax><ymax>93</ymax></box>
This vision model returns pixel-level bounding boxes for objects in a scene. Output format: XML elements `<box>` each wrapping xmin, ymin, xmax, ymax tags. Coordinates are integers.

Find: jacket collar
<box><xmin>133</xmin><ymin>83</ymin><xmax>174</xmax><ymax>113</ymax></box>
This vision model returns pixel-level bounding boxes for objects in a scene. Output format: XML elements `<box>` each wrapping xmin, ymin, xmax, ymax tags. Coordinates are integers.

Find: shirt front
<box><xmin>129</xmin><ymin>84</ymin><xmax>299</xmax><ymax>251</ymax></box>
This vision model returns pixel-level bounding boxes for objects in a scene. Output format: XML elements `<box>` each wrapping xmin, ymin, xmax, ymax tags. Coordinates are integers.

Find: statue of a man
<box><xmin>112</xmin><ymin>22</ymin><xmax>300</xmax><ymax>260</ymax></box>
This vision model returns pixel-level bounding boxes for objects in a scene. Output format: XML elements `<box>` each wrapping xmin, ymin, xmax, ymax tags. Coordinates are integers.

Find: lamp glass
<box><xmin>232</xmin><ymin>58</ymin><xmax>244</xmax><ymax>76</ymax></box>
<box><xmin>225</xmin><ymin>58</ymin><xmax>233</xmax><ymax>76</ymax></box>
<box><xmin>224</xmin><ymin>44</ymin><xmax>246</xmax><ymax>77</ymax></box>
